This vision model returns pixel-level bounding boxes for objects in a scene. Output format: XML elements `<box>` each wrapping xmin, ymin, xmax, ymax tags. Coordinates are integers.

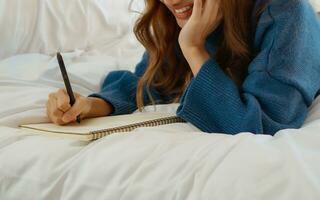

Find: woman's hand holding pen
<box><xmin>47</xmin><ymin>89</ymin><xmax>90</xmax><ymax>125</ymax></box>
<box><xmin>46</xmin><ymin>89</ymin><xmax>114</xmax><ymax>125</ymax></box>
<box><xmin>178</xmin><ymin>0</ymin><xmax>222</xmax><ymax>76</ymax></box>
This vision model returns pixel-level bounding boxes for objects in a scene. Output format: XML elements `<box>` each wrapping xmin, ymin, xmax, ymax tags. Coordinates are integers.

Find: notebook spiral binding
<box><xmin>90</xmin><ymin>116</ymin><xmax>185</xmax><ymax>140</ymax></box>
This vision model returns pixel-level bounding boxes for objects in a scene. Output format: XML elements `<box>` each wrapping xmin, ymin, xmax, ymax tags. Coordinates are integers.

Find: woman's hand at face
<box><xmin>178</xmin><ymin>0</ymin><xmax>222</xmax><ymax>76</ymax></box>
<box><xmin>178</xmin><ymin>0</ymin><xmax>222</xmax><ymax>50</ymax></box>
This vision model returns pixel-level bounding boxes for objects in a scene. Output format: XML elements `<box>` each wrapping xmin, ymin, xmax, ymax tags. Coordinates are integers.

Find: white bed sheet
<box><xmin>0</xmin><ymin>52</ymin><xmax>320</xmax><ymax>200</ymax></box>
<box><xmin>1</xmin><ymin>0</ymin><xmax>320</xmax><ymax>198</ymax></box>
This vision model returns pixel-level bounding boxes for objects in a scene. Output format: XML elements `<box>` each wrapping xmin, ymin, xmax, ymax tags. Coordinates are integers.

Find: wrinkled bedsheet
<box><xmin>0</xmin><ymin>52</ymin><xmax>320</xmax><ymax>200</ymax></box>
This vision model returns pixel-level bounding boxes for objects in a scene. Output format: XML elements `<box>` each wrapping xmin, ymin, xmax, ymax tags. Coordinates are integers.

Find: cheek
<box><xmin>160</xmin><ymin>1</ymin><xmax>171</xmax><ymax>12</ymax></box>
<box><xmin>159</xmin><ymin>0</ymin><xmax>190</xmax><ymax>28</ymax></box>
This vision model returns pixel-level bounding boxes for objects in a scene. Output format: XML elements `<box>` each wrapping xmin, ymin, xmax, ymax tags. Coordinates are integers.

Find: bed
<box><xmin>1</xmin><ymin>0</ymin><xmax>320</xmax><ymax>199</ymax></box>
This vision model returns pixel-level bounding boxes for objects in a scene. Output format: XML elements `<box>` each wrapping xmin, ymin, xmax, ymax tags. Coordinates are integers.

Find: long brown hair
<box><xmin>134</xmin><ymin>0</ymin><xmax>269</xmax><ymax>110</ymax></box>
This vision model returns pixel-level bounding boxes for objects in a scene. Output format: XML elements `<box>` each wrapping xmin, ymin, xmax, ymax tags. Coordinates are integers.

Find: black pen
<box><xmin>57</xmin><ymin>52</ymin><xmax>81</xmax><ymax>124</ymax></box>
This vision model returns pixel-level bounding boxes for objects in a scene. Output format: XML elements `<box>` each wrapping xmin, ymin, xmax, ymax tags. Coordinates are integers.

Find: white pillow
<box><xmin>0</xmin><ymin>0</ymin><xmax>144</xmax><ymax>59</ymax></box>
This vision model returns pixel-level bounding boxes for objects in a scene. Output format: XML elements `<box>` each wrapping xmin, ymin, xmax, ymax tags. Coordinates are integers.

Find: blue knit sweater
<box><xmin>90</xmin><ymin>0</ymin><xmax>320</xmax><ymax>135</ymax></box>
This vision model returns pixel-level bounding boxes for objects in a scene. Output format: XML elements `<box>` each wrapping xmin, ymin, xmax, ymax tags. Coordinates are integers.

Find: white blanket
<box><xmin>1</xmin><ymin>0</ymin><xmax>320</xmax><ymax>198</ymax></box>
<box><xmin>0</xmin><ymin>52</ymin><xmax>320</xmax><ymax>200</ymax></box>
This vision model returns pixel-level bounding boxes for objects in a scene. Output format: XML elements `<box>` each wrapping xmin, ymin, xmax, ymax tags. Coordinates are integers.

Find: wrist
<box><xmin>181</xmin><ymin>46</ymin><xmax>210</xmax><ymax>76</ymax></box>
<box><xmin>179</xmin><ymin>41</ymin><xmax>205</xmax><ymax>53</ymax></box>
<box><xmin>181</xmin><ymin>45</ymin><xmax>207</xmax><ymax>57</ymax></box>
<box><xmin>83</xmin><ymin>97</ymin><xmax>113</xmax><ymax>118</ymax></box>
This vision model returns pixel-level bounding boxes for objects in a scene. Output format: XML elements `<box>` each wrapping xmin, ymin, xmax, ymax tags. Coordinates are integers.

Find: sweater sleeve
<box><xmin>176</xmin><ymin>0</ymin><xmax>320</xmax><ymax>135</ymax></box>
<box><xmin>89</xmin><ymin>53</ymin><xmax>165</xmax><ymax>115</ymax></box>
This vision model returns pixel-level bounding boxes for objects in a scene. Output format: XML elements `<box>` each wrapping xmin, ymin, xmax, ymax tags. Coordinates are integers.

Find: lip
<box><xmin>170</xmin><ymin>2</ymin><xmax>194</xmax><ymax>20</ymax></box>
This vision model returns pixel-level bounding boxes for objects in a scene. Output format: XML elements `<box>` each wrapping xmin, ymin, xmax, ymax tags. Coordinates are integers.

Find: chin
<box><xmin>177</xmin><ymin>19</ymin><xmax>188</xmax><ymax>28</ymax></box>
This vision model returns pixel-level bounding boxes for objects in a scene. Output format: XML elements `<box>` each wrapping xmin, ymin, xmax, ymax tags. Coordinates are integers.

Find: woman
<box><xmin>47</xmin><ymin>0</ymin><xmax>320</xmax><ymax>135</ymax></box>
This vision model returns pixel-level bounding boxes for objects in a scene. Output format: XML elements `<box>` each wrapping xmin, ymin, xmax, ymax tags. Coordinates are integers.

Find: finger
<box><xmin>203</xmin><ymin>0</ymin><xmax>222</xmax><ymax>32</ymax></box>
<box><xmin>48</xmin><ymin>98</ymin><xmax>66</xmax><ymax>125</ymax></box>
<box><xmin>204</xmin><ymin>0</ymin><xmax>220</xmax><ymax>18</ymax></box>
<box><xmin>191</xmin><ymin>0</ymin><xmax>203</xmax><ymax>19</ymax></box>
<box><xmin>56</xmin><ymin>88</ymin><xmax>71</xmax><ymax>112</ymax></box>
<box><xmin>48</xmin><ymin>92</ymin><xmax>57</xmax><ymax>101</ymax></box>
<box><xmin>46</xmin><ymin>100</ymin><xmax>53</xmax><ymax>121</ymax></box>
<box><xmin>51</xmin><ymin>98</ymin><xmax>64</xmax><ymax>118</ymax></box>
<box><xmin>62</xmin><ymin>96</ymin><xmax>87</xmax><ymax>123</ymax></box>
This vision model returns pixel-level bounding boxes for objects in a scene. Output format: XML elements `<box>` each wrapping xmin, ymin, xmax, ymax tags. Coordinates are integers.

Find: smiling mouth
<box><xmin>173</xmin><ymin>4</ymin><xmax>194</xmax><ymax>20</ymax></box>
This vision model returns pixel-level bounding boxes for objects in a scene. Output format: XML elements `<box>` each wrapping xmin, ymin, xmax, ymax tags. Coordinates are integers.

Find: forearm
<box><xmin>83</xmin><ymin>97</ymin><xmax>114</xmax><ymax>118</ymax></box>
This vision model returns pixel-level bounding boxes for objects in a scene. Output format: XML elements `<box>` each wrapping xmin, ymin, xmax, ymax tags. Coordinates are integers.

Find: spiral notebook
<box><xmin>19</xmin><ymin>112</ymin><xmax>185</xmax><ymax>141</ymax></box>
